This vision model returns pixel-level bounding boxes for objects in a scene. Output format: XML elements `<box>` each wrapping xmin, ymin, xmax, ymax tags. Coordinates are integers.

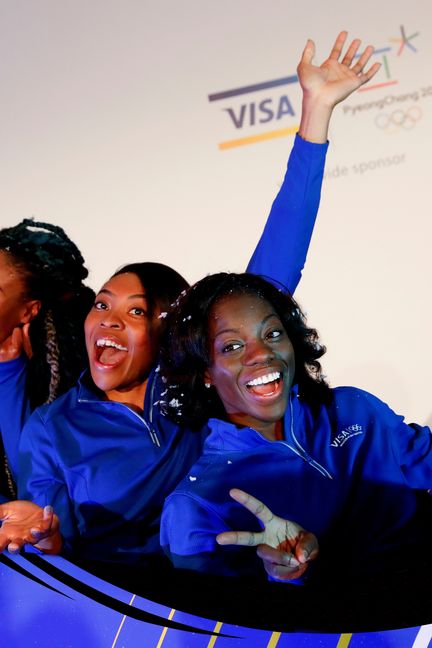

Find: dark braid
<box><xmin>0</xmin><ymin>219</ymin><xmax>95</xmax><ymax>496</ymax></box>
<box><xmin>44</xmin><ymin>310</ymin><xmax>61</xmax><ymax>404</ymax></box>
<box><xmin>0</xmin><ymin>218</ymin><xmax>95</xmax><ymax>407</ymax></box>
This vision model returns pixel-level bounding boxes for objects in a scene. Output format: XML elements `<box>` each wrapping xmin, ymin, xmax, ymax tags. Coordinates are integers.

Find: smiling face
<box><xmin>205</xmin><ymin>292</ymin><xmax>295</xmax><ymax>440</ymax></box>
<box><xmin>0</xmin><ymin>251</ymin><xmax>40</xmax><ymax>344</ymax></box>
<box><xmin>84</xmin><ymin>272</ymin><xmax>159</xmax><ymax>408</ymax></box>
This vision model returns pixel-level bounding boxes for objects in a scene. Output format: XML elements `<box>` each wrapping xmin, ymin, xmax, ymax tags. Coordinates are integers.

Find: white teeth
<box><xmin>246</xmin><ymin>371</ymin><xmax>281</xmax><ymax>387</ymax></box>
<box><xmin>96</xmin><ymin>339</ymin><xmax>127</xmax><ymax>352</ymax></box>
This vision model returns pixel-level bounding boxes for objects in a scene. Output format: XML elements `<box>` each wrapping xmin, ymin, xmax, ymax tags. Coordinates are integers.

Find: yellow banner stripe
<box><xmin>111</xmin><ymin>594</ymin><xmax>136</xmax><ymax>648</ymax></box>
<box><xmin>207</xmin><ymin>621</ymin><xmax>223</xmax><ymax>647</ymax></box>
<box><xmin>337</xmin><ymin>633</ymin><xmax>353</xmax><ymax>648</ymax></box>
<box><xmin>267</xmin><ymin>631</ymin><xmax>282</xmax><ymax>647</ymax></box>
<box><xmin>219</xmin><ymin>125</ymin><xmax>298</xmax><ymax>150</ymax></box>
<box><xmin>155</xmin><ymin>608</ymin><xmax>176</xmax><ymax>648</ymax></box>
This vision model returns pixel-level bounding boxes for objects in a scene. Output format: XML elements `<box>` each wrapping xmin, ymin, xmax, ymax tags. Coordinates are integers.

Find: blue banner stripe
<box><xmin>208</xmin><ymin>75</ymin><xmax>298</xmax><ymax>102</ymax></box>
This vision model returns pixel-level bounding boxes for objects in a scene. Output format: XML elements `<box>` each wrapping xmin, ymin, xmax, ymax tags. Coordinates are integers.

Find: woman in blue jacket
<box><xmin>15</xmin><ymin>262</ymin><xmax>205</xmax><ymax>562</ymax></box>
<box><xmin>0</xmin><ymin>31</ymin><xmax>381</xmax><ymax>559</ymax></box>
<box><xmin>0</xmin><ymin>220</ymin><xmax>94</xmax><ymax>497</ymax></box>
<box><xmin>159</xmin><ymin>271</ymin><xmax>432</xmax><ymax>585</ymax></box>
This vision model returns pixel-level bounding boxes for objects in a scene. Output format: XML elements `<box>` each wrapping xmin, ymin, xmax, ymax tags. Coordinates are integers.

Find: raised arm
<box><xmin>247</xmin><ymin>31</ymin><xmax>380</xmax><ymax>293</ymax></box>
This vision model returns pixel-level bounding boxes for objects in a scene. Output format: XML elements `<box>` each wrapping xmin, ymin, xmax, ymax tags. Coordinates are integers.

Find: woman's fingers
<box><xmin>229</xmin><ymin>488</ymin><xmax>274</xmax><ymax>526</ymax></box>
<box><xmin>341</xmin><ymin>38</ymin><xmax>362</xmax><ymax>66</ymax></box>
<box><xmin>300</xmin><ymin>38</ymin><xmax>315</xmax><ymax>66</ymax></box>
<box><xmin>30</xmin><ymin>505</ymin><xmax>53</xmax><ymax>540</ymax></box>
<box><xmin>216</xmin><ymin>529</ymin><xmax>262</xmax><ymax>547</ymax></box>
<box><xmin>257</xmin><ymin>544</ymin><xmax>310</xmax><ymax>581</ymax></box>
<box><xmin>295</xmin><ymin>530</ymin><xmax>319</xmax><ymax>563</ymax></box>
<box><xmin>328</xmin><ymin>31</ymin><xmax>349</xmax><ymax>60</ymax></box>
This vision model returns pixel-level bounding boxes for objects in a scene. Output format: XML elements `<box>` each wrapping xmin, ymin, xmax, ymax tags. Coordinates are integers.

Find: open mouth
<box><xmin>245</xmin><ymin>371</ymin><xmax>282</xmax><ymax>397</ymax></box>
<box><xmin>94</xmin><ymin>338</ymin><xmax>128</xmax><ymax>366</ymax></box>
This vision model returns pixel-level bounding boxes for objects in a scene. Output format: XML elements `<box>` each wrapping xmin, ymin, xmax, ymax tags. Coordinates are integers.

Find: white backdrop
<box><xmin>0</xmin><ymin>1</ymin><xmax>430</xmax><ymax>425</ymax></box>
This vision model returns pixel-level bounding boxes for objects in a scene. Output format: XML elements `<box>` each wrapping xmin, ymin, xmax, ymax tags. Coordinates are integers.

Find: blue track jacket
<box><xmin>18</xmin><ymin>370</ymin><xmax>205</xmax><ymax>562</ymax></box>
<box><xmin>0</xmin><ymin>135</ymin><xmax>327</xmax><ymax>487</ymax></box>
<box><xmin>160</xmin><ymin>386</ymin><xmax>432</xmax><ymax>582</ymax></box>
<box><xmin>7</xmin><ymin>135</ymin><xmax>328</xmax><ymax>560</ymax></box>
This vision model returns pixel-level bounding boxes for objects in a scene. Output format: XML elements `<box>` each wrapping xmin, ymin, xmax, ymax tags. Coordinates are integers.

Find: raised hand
<box><xmin>297</xmin><ymin>31</ymin><xmax>381</xmax><ymax>142</ymax></box>
<box><xmin>298</xmin><ymin>31</ymin><xmax>381</xmax><ymax>107</ymax></box>
<box><xmin>0</xmin><ymin>500</ymin><xmax>62</xmax><ymax>554</ymax></box>
<box><xmin>0</xmin><ymin>323</ymin><xmax>33</xmax><ymax>361</ymax></box>
<box><xmin>216</xmin><ymin>488</ymin><xmax>318</xmax><ymax>581</ymax></box>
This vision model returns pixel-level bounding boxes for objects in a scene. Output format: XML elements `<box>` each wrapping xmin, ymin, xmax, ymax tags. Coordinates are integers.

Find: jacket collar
<box><xmin>76</xmin><ymin>368</ymin><xmax>159</xmax><ymax>419</ymax></box>
<box><xmin>205</xmin><ymin>384</ymin><xmax>301</xmax><ymax>452</ymax></box>
<box><xmin>76</xmin><ymin>370</ymin><xmax>104</xmax><ymax>403</ymax></box>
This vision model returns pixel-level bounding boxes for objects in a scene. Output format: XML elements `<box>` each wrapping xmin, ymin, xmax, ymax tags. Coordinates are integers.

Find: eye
<box><xmin>129</xmin><ymin>307</ymin><xmax>147</xmax><ymax>317</ymax></box>
<box><xmin>93</xmin><ymin>300</ymin><xmax>107</xmax><ymax>311</ymax></box>
<box><xmin>266</xmin><ymin>328</ymin><xmax>283</xmax><ymax>340</ymax></box>
<box><xmin>221</xmin><ymin>341</ymin><xmax>242</xmax><ymax>353</ymax></box>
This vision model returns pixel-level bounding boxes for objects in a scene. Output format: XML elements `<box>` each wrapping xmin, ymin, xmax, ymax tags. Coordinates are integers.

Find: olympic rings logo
<box><xmin>375</xmin><ymin>106</ymin><xmax>422</xmax><ymax>131</ymax></box>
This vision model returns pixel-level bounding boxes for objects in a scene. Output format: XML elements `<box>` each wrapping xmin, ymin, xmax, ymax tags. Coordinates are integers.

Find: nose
<box><xmin>99</xmin><ymin>310</ymin><xmax>124</xmax><ymax>329</ymax></box>
<box><xmin>243</xmin><ymin>339</ymin><xmax>274</xmax><ymax>366</ymax></box>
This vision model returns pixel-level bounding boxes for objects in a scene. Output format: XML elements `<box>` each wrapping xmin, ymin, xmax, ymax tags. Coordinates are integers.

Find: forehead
<box><xmin>209</xmin><ymin>292</ymin><xmax>276</xmax><ymax>330</ymax></box>
<box><xmin>0</xmin><ymin>250</ymin><xmax>17</xmax><ymax>270</ymax></box>
<box><xmin>0</xmin><ymin>250</ymin><xmax>26</xmax><ymax>284</ymax></box>
<box><xmin>99</xmin><ymin>272</ymin><xmax>146</xmax><ymax>296</ymax></box>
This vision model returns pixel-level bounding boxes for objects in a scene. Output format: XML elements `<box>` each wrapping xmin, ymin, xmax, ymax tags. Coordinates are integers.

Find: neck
<box><xmin>104</xmin><ymin>379</ymin><xmax>149</xmax><ymax>412</ymax></box>
<box><xmin>257</xmin><ymin>419</ymin><xmax>283</xmax><ymax>442</ymax></box>
<box><xmin>227</xmin><ymin>414</ymin><xmax>283</xmax><ymax>442</ymax></box>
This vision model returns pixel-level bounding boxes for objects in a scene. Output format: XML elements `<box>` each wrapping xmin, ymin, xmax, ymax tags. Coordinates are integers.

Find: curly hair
<box><xmin>0</xmin><ymin>219</ymin><xmax>95</xmax><ymax>496</ymax></box>
<box><xmin>160</xmin><ymin>272</ymin><xmax>332</xmax><ymax>428</ymax></box>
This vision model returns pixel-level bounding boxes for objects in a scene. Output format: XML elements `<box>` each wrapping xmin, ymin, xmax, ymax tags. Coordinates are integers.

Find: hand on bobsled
<box><xmin>0</xmin><ymin>500</ymin><xmax>62</xmax><ymax>554</ymax></box>
<box><xmin>216</xmin><ymin>488</ymin><xmax>318</xmax><ymax>581</ymax></box>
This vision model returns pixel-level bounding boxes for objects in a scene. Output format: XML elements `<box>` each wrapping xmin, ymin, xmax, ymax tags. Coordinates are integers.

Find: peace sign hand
<box><xmin>216</xmin><ymin>488</ymin><xmax>318</xmax><ymax>581</ymax></box>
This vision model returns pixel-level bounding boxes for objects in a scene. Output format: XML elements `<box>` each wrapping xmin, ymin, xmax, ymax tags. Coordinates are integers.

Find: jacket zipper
<box><xmin>147</xmin><ymin>375</ymin><xmax>161</xmax><ymax>446</ymax></box>
<box><xmin>285</xmin><ymin>401</ymin><xmax>333</xmax><ymax>479</ymax></box>
<box><xmin>78</xmin><ymin>378</ymin><xmax>161</xmax><ymax>447</ymax></box>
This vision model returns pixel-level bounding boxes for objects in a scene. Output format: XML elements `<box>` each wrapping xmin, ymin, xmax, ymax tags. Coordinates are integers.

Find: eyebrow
<box><xmin>213</xmin><ymin>312</ymin><xmax>280</xmax><ymax>338</ymax></box>
<box><xmin>97</xmin><ymin>289</ymin><xmax>147</xmax><ymax>300</ymax></box>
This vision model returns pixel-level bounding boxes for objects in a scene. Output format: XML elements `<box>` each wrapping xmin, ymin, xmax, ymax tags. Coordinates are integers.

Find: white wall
<box><xmin>0</xmin><ymin>0</ymin><xmax>430</xmax><ymax>424</ymax></box>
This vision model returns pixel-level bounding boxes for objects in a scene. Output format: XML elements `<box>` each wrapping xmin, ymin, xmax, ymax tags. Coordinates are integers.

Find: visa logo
<box><xmin>224</xmin><ymin>95</ymin><xmax>295</xmax><ymax>129</ymax></box>
<box><xmin>330</xmin><ymin>424</ymin><xmax>363</xmax><ymax>448</ymax></box>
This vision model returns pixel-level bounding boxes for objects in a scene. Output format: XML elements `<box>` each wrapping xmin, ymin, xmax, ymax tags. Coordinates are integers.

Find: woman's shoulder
<box><xmin>31</xmin><ymin>382</ymin><xmax>82</xmax><ymax>424</ymax></box>
<box><xmin>330</xmin><ymin>385</ymin><xmax>402</xmax><ymax>424</ymax></box>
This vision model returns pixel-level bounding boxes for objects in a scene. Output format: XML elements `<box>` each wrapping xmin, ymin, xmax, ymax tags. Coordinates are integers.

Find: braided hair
<box><xmin>0</xmin><ymin>219</ymin><xmax>95</xmax><ymax>496</ymax></box>
<box><xmin>0</xmin><ymin>218</ymin><xmax>95</xmax><ymax>407</ymax></box>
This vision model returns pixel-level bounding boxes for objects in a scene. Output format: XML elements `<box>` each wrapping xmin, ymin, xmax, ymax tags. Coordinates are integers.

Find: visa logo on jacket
<box><xmin>331</xmin><ymin>424</ymin><xmax>363</xmax><ymax>448</ymax></box>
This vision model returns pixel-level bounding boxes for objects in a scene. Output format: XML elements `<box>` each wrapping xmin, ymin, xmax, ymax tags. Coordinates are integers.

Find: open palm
<box><xmin>298</xmin><ymin>31</ymin><xmax>381</xmax><ymax>108</ymax></box>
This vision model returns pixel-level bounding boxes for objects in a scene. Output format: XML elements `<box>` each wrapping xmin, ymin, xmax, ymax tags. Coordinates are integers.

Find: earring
<box><xmin>205</xmin><ymin>382</ymin><xmax>211</xmax><ymax>389</ymax></box>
